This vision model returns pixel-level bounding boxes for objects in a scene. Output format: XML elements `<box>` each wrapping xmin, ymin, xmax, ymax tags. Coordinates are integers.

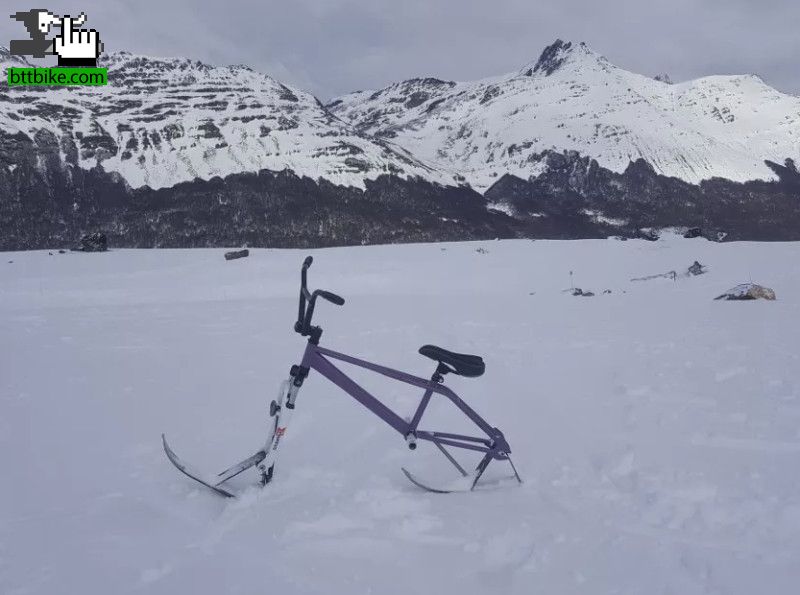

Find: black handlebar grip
<box><xmin>303</xmin><ymin>256</ymin><xmax>313</xmax><ymax>269</ymax></box>
<box><xmin>318</xmin><ymin>290</ymin><xmax>345</xmax><ymax>306</ymax></box>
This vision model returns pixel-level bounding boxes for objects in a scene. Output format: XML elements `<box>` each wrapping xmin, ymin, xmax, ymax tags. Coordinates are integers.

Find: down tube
<box><xmin>315</xmin><ymin>345</ymin><xmax>501</xmax><ymax>440</ymax></box>
<box><xmin>307</xmin><ymin>350</ymin><xmax>410</xmax><ymax>436</ymax></box>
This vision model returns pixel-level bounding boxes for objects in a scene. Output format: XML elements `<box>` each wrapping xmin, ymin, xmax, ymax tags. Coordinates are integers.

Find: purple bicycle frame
<box><xmin>299</xmin><ymin>342</ymin><xmax>512</xmax><ymax>462</ymax></box>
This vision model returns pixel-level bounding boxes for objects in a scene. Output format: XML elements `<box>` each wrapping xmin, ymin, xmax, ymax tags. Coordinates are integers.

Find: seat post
<box><xmin>433</xmin><ymin>364</ymin><xmax>448</xmax><ymax>382</ymax></box>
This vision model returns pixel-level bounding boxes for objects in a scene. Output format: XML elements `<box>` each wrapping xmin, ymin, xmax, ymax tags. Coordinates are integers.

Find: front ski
<box><xmin>162</xmin><ymin>434</ymin><xmax>235</xmax><ymax>498</ymax></box>
<box><xmin>162</xmin><ymin>378</ymin><xmax>297</xmax><ymax>498</ymax></box>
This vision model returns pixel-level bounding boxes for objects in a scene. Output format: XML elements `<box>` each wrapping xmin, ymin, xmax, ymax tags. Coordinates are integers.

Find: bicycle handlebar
<box><xmin>317</xmin><ymin>290</ymin><xmax>345</xmax><ymax>306</ymax></box>
<box><xmin>295</xmin><ymin>256</ymin><xmax>345</xmax><ymax>340</ymax></box>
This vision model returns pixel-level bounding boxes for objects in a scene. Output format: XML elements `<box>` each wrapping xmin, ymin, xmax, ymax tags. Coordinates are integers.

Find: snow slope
<box><xmin>2</xmin><ymin>237</ymin><xmax>800</xmax><ymax>594</ymax></box>
<box><xmin>329</xmin><ymin>40</ymin><xmax>800</xmax><ymax>190</ymax></box>
<box><xmin>0</xmin><ymin>48</ymin><xmax>454</xmax><ymax>190</ymax></box>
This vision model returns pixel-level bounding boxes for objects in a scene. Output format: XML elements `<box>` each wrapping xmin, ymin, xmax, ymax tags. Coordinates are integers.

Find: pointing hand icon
<box><xmin>53</xmin><ymin>13</ymin><xmax>103</xmax><ymax>67</ymax></box>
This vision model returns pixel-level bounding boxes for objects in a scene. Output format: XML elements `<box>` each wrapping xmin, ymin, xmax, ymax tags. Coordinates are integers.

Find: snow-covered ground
<box><xmin>2</xmin><ymin>236</ymin><xmax>799</xmax><ymax>594</ymax></box>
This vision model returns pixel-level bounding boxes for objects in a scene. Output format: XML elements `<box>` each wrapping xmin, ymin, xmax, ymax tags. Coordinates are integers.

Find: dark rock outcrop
<box><xmin>224</xmin><ymin>249</ymin><xmax>249</xmax><ymax>261</ymax></box>
<box><xmin>0</xmin><ymin>128</ymin><xmax>517</xmax><ymax>250</ymax></box>
<box><xmin>569</xmin><ymin>288</ymin><xmax>594</xmax><ymax>297</ymax></box>
<box><xmin>522</xmin><ymin>40</ymin><xmax>574</xmax><ymax>77</ymax></box>
<box><xmin>485</xmin><ymin>151</ymin><xmax>800</xmax><ymax>242</ymax></box>
<box><xmin>1</xmin><ymin>127</ymin><xmax>799</xmax><ymax>250</ymax></box>
<box><xmin>687</xmin><ymin>261</ymin><xmax>706</xmax><ymax>276</ymax></box>
<box><xmin>76</xmin><ymin>232</ymin><xmax>108</xmax><ymax>252</ymax></box>
<box><xmin>684</xmin><ymin>227</ymin><xmax>702</xmax><ymax>239</ymax></box>
<box><xmin>715</xmin><ymin>283</ymin><xmax>776</xmax><ymax>301</ymax></box>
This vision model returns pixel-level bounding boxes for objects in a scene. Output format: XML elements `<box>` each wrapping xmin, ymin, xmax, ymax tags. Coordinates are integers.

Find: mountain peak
<box><xmin>100</xmin><ymin>50</ymin><xmax>213</xmax><ymax>71</ymax></box>
<box><xmin>518</xmin><ymin>39</ymin><xmax>602</xmax><ymax>77</ymax></box>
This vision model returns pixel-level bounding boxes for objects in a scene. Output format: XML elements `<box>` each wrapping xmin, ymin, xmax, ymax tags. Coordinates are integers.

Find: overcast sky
<box><xmin>4</xmin><ymin>0</ymin><xmax>798</xmax><ymax>99</ymax></box>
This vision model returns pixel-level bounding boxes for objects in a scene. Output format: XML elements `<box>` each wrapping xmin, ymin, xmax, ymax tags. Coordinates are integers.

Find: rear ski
<box><xmin>401</xmin><ymin>467</ymin><xmax>523</xmax><ymax>493</ymax></box>
<box><xmin>401</xmin><ymin>451</ymin><xmax>523</xmax><ymax>493</ymax></box>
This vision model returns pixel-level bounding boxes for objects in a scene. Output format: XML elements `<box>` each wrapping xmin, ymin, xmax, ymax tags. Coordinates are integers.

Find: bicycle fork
<box><xmin>257</xmin><ymin>365</ymin><xmax>306</xmax><ymax>485</ymax></box>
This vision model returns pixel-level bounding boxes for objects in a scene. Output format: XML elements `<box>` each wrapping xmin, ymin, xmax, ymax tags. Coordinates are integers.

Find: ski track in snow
<box><xmin>1</xmin><ymin>236</ymin><xmax>799</xmax><ymax>594</ymax></box>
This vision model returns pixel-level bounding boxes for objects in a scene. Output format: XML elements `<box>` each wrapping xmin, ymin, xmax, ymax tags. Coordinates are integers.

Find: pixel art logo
<box><xmin>9</xmin><ymin>9</ymin><xmax>103</xmax><ymax>67</ymax></box>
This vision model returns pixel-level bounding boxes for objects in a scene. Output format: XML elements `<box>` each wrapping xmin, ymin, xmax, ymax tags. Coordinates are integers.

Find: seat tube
<box><xmin>407</xmin><ymin>372</ymin><xmax>441</xmax><ymax>434</ymax></box>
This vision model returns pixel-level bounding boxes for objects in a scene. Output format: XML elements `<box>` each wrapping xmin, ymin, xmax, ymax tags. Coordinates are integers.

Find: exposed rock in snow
<box><xmin>684</xmin><ymin>227</ymin><xmax>703</xmax><ymax>239</ymax></box>
<box><xmin>687</xmin><ymin>260</ymin><xmax>707</xmax><ymax>276</ymax></box>
<box><xmin>224</xmin><ymin>249</ymin><xmax>249</xmax><ymax>261</ymax></box>
<box><xmin>569</xmin><ymin>287</ymin><xmax>595</xmax><ymax>297</ymax></box>
<box><xmin>715</xmin><ymin>283</ymin><xmax>776</xmax><ymax>301</ymax></box>
<box><xmin>519</xmin><ymin>39</ymin><xmax>579</xmax><ymax>77</ymax></box>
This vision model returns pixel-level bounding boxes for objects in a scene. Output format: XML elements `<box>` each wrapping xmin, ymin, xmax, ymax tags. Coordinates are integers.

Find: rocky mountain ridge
<box><xmin>329</xmin><ymin>40</ymin><xmax>800</xmax><ymax>191</ymax></box>
<box><xmin>0</xmin><ymin>46</ymin><xmax>455</xmax><ymax>191</ymax></box>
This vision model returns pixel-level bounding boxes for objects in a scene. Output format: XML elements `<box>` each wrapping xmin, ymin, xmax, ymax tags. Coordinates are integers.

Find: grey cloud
<box><xmin>2</xmin><ymin>0</ymin><xmax>797</xmax><ymax>98</ymax></box>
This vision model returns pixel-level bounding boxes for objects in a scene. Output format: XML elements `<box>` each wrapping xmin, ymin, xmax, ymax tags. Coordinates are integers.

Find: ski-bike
<box><xmin>163</xmin><ymin>256</ymin><xmax>522</xmax><ymax>496</ymax></box>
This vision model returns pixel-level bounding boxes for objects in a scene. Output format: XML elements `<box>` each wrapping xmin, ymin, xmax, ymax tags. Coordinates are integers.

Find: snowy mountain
<box><xmin>329</xmin><ymin>40</ymin><xmax>800</xmax><ymax>191</ymax></box>
<box><xmin>1</xmin><ymin>43</ymin><xmax>799</xmax><ymax>250</ymax></box>
<box><xmin>0</xmin><ymin>47</ymin><xmax>509</xmax><ymax>250</ymax></box>
<box><xmin>0</xmin><ymin>47</ymin><xmax>455</xmax><ymax>190</ymax></box>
